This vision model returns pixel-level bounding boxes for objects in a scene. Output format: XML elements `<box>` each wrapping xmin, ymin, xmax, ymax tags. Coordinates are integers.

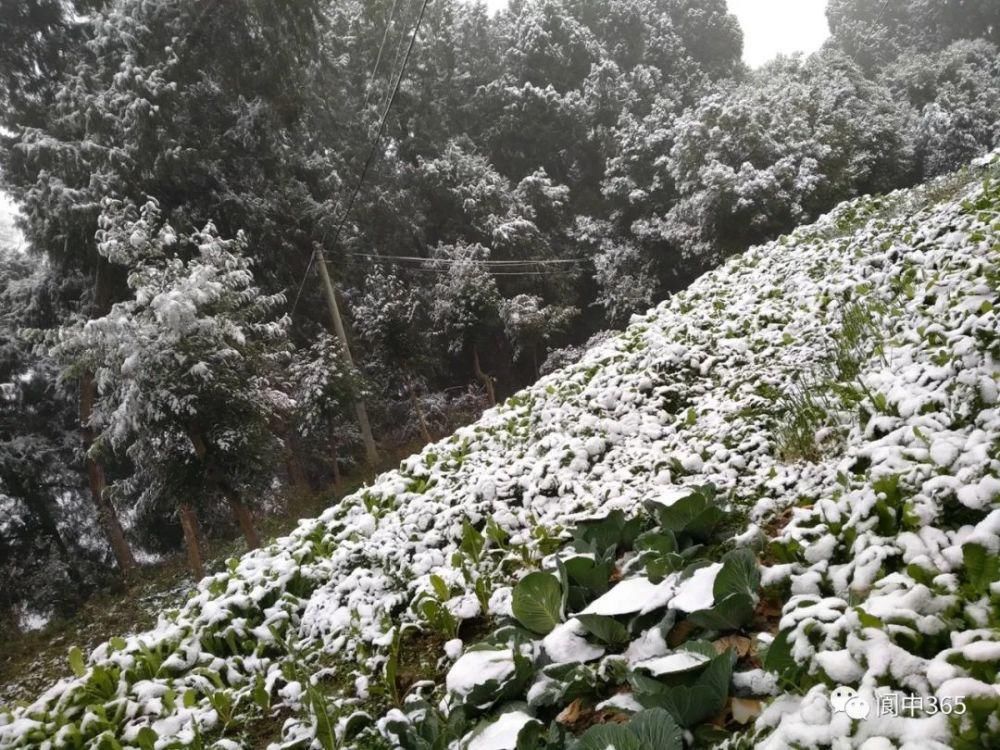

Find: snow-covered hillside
<box><xmin>2</xmin><ymin>155</ymin><xmax>999</xmax><ymax>749</ymax></box>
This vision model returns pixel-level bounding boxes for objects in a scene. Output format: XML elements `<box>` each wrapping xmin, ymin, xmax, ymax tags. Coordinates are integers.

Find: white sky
<box><xmin>483</xmin><ymin>0</ymin><xmax>831</xmax><ymax>69</ymax></box>
<box><xmin>727</xmin><ymin>0</ymin><xmax>830</xmax><ymax>67</ymax></box>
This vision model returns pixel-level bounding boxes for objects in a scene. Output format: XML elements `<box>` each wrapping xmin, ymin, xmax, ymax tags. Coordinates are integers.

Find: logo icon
<box><xmin>830</xmin><ymin>686</ymin><xmax>871</xmax><ymax>720</ymax></box>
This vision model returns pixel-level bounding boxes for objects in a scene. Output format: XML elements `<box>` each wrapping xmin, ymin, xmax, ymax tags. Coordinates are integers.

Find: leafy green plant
<box><xmin>384</xmin><ymin>626</ymin><xmax>404</xmax><ymax>707</ymax></box>
<box><xmin>458</xmin><ymin>644</ymin><xmax>536</xmax><ymax>713</ymax></box>
<box><xmin>571</xmin><ymin>509</ymin><xmax>643</xmax><ymax>557</ymax></box>
<box><xmin>648</xmin><ymin>484</ymin><xmax>726</xmax><ymax>542</ymax></box>
<box><xmin>687</xmin><ymin>548</ymin><xmax>760</xmax><ymax>631</ymax></box>
<box><xmin>512</xmin><ymin>572</ymin><xmax>564</xmax><ymax>635</ymax></box>
<box><xmin>631</xmin><ymin>649</ymin><xmax>737</xmax><ymax>728</ymax></box>
<box><xmin>576</xmin><ymin>614</ymin><xmax>629</xmax><ymax>646</ymax></box>
<box><xmin>762</xmin><ymin>628</ymin><xmax>805</xmax><ymax>690</ymax></box>
<box><xmin>382</xmin><ymin>700</ymin><xmax>470</xmax><ymax>750</ymax></box>
<box><xmin>775</xmin><ymin>298</ymin><xmax>890</xmax><ymax>462</ymax></box>
<box><xmin>207</xmin><ymin>688</ymin><xmax>236</xmax><ymax>732</ymax></box>
<box><xmin>561</xmin><ymin>555</ymin><xmax>614</xmax><ymax>611</ymax></box>
<box><xmin>636</xmin><ymin>529</ymin><xmax>702</xmax><ymax>581</ymax></box>
<box><xmin>573</xmin><ymin>708</ymin><xmax>683</xmax><ymax>750</ymax></box>
<box><xmin>962</xmin><ymin>543</ymin><xmax>1000</xmax><ymax>598</ymax></box>
<box><xmin>413</xmin><ymin>575</ymin><xmax>460</xmax><ymax>639</ymax></box>
<box><xmin>68</xmin><ymin>646</ymin><xmax>86</xmax><ymax>678</ymax></box>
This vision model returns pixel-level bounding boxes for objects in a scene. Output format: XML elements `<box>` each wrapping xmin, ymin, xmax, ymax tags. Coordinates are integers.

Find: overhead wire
<box><xmin>323</xmin><ymin>0</ymin><xmax>431</xmax><ymax>249</ymax></box>
<box><xmin>291</xmin><ymin>0</ymin><xmax>431</xmax><ymax>316</ymax></box>
<box><xmin>343</xmin><ymin>255</ymin><xmax>590</xmax><ymax>277</ymax></box>
<box><xmin>364</xmin><ymin>0</ymin><xmax>402</xmax><ymax>108</ymax></box>
<box><xmin>346</xmin><ymin>252</ymin><xmax>591</xmax><ymax>265</ymax></box>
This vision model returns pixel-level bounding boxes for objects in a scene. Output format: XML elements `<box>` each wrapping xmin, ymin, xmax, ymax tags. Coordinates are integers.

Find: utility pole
<box><xmin>316</xmin><ymin>248</ymin><xmax>380</xmax><ymax>467</ymax></box>
<box><xmin>291</xmin><ymin>0</ymin><xmax>429</xmax><ymax>471</ymax></box>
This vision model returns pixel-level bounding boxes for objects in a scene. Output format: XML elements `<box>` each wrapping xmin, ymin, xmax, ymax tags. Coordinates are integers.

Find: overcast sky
<box><xmin>728</xmin><ymin>0</ymin><xmax>830</xmax><ymax>67</ymax></box>
<box><xmin>483</xmin><ymin>0</ymin><xmax>831</xmax><ymax>68</ymax></box>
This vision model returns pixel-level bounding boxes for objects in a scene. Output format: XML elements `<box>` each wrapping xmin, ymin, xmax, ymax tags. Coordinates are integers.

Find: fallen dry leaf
<box><xmin>714</xmin><ymin>634</ymin><xmax>753</xmax><ymax>658</ymax></box>
<box><xmin>667</xmin><ymin>618</ymin><xmax>697</xmax><ymax>647</ymax></box>
<box><xmin>556</xmin><ymin>698</ymin><xmax>630</xmax><ymax>731</ymax></box>
<box><xmin>556</xmin><ymin>698</ymin><xmax>587</xmax><ymax>726</ymax></box>
<box><xmin>731</xmin><ymin>697</ymin><xmax>764</xmax><ymax>725</ymax></box>
<box><xmin>599</xmin><ymin>710</ymin><xmax>630</xmax><ymax>725</ymax></box>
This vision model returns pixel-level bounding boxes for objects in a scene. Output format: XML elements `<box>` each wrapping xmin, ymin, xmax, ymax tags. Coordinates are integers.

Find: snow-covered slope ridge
<box><xmin>2</xmin><ymin>155</ymin><xmax>1000</xmax><ymax>749</ymax></box>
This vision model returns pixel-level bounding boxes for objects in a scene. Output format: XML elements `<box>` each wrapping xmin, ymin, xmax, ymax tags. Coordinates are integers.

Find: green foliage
<box><xmin>413</xmin><ymin>577</ymin><xmax>460</xmax><ymax>639</ymax></box>
<box><xmin>382</xmin><ymin>700</ymin><xmax>470</xmax><ymax>750</ymax></box>
<box><xmin>562</xmin><ymin>556</ymin><xmax>614</xmax><ymax>611</ymax></box>
<box><xmin>572</xmin><ymin>509</ymin><xmax>644</xmax><ymax>557</ymax></box>
<box><xmin>461</xmin><ymin>519</ymin><xmax>486</xmax><ymax>563</ymax></box>
<box><xmin>392</xmin><ymin>502</ymin><xmax>765</xmax><ymax>748</ymax></box>
<box><xmin>648</xmin><ymin>485</ymin><xmax>727</xmax><ymax>542</ymax></box>
<box><xmin>775</xmin><ymin>298</ymin><xmax>889</xmax><ymax>462</ymax></box>
<box><xmin>576</xmin><ymin>614</ymin><xmax>630</xmax><ymax>646</ymax></box>
<box><xmin>68</xmin><ymin>645</ymin><xmax>85</xmax><ymax>678</ymax></box>
<box><xmin>631</xmin><ymin>650</ymin><xmax>737</xmax><ymax>728</ymax></box>
<box><xmin>962</xmin><ymin>543</ymin><xmax>1000</xmax><ymax>598</ymax></box>
<box><xmin>672</xmin><ymin>550</ymin><xmax>761</xmax><ymax>631</ymax></box>
<box><xmin>512</xmin><ymin>572</ymin><xmax>564</xmax><ymax>635</ymax></box>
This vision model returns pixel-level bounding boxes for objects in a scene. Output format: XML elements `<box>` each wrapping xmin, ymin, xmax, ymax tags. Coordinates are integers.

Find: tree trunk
<box><xmin>28</xmin><ymin>489</ymin><xmax>86</xmax><ymax>590</ymax></box>
<box><xmin>178</xmin><ymin>502</ymin><xmax>205</xmax><ymax>579</ymax></box>
<box><xmin>81</xmin><ymin>260</ymin><xmax>137</xmax><ymax>580</ymax></box>
<box><xmin>34</xmin><ymin>498</ymin><xmax>87</xmax><ymax>596</ymax></box>
<box><xmin>330</xmin><ymin>438</ymin><xmax>343</xmax><ymax>492</ymax></box>
<box><xmin>472</xmin><ymin>345</ymin><xmax>496</xmax><ymax>406</ymax></box>
<box><xmin>82</xmin><ymin>376</ymin><xmax>136</xmax><ymax>578</ymax></box>
<box><xmin>225</xmin><ymin>491</ymin><xmax>261</xmax><ymax>550</ymax></box>
<box><xmin>284</xmin><ymin>430</ymin><xmax>311</xmax><ymax>493</ymax></box>
<box><xmin>274</xmin><ymin>423</ymin><xmax>312</xmax><ymax>494</ymax></box>
<box><xmin>186</xmin><ymin>422</ymin><xmax>261</xmax><ymax>551</ymax></box>
<box><xmin>407</xmin><ymin>381</ymin><xmax>433</xmax><ymax>443</ymax></box>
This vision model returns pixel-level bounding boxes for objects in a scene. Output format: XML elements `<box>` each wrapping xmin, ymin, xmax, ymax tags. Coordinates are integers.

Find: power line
<box><xmin>291</xmin><ymin>0</ymin><xmax>431</xmax><ymax>317</ymax></box>
<box><xmin>347</xmin><ymin>252</ymin><xmax>591</xmax><ymax>265</ymax></box>
<box><xmin>871</xmin><ymin>0</ymin><xmax>892</xmax><ymax>28</ymax></box>
<box><xmin>394</xmin><ymin>267</ymin><xmax>583</xmax><ymax>277</ymax></box>
<box><xmin>364</xmin><ymin>0</ymin><xmax>402</xmax><ymax>108</ymax></box>
<box><xmin>380</xmin><ymin>0</ymin><xmax>416</xmax><ymax>113</ymax></box>
<box><xmin>322</xmin><ymin>0</ymin><xmax>430</xmax><ymax>248</ymax></box>
<box><xmin>345</xmin><ymin>259</ymin><xmax>587</xmax><ymax>278</ymax></box>
<box><xmin>289</xmin><ymin>249</ymin><xmax>318</xmax><ymax>313</ymax></box>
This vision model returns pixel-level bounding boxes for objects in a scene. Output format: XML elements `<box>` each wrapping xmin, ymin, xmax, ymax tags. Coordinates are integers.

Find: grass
<box><xmin>774</xmin><ymin>298</ymin><xmax>889</xmax><ymax>462</ymax></box>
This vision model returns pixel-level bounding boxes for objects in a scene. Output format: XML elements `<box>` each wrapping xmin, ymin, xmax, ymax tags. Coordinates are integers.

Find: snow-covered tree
<box><xmin>0</xmin><ymin>245</ymin><xmax>108</xmax><ymax>624</ymax></box>
<box><xmin>827</xmin><ymin>0</ymin><xmax>1000</xmax><ymax>73</ymax></box>
<box><xmin>591</xmin><ymin>235</ymin><xmax>660</xmax><ymax>325</ymax></box>
<box><xmin>882</xmin><ymin>39</ymin><xmax>1000</xmax><ymax>177</ymax></box>
<box><xmin>289</xmin><ymin>334</ymin><xmax>360</xmax><ymax>490</ymax></box>
<box><xmin>666</xmin><ymin>52</ymin><xmax>915</xmax><ymax>258</ymax></box>
<box><xmin>501</xmin><ymin>294</ymin><xmax>578</xmax><ymax>377</ymax></box>
<box><xmin>430</xmin><ymin>243</ymin><xmax>503</xmax><ymax>404</ymax></box>
<box><xmin>351</xmin><ymin>269</ymin><xmax>437</xmax><ymax>442</ymax></box>
<box><xmin>52</xmin><ymin>199</ymin><xmax>291</xmax><ymax>577</ymax></box>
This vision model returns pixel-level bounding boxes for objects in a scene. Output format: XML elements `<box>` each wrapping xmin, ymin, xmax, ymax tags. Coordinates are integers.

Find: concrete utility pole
<box><xmin>316</xmin><ymin>248</ymin><xmax>380</xmax><ymax>467</ymax></box>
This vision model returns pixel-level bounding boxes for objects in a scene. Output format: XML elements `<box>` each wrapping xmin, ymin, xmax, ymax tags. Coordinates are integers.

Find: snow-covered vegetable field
<box><xmin>2</xmin><ymin>155</ymin><xmax>999</xmax><ymax>749</ymax></box>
